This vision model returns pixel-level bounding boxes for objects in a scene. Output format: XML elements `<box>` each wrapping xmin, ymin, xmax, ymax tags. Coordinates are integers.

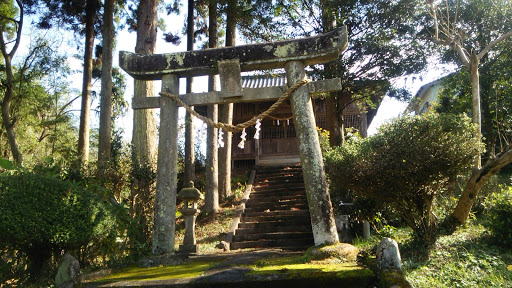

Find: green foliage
<box><xmin>0</xmin><ymin>171</ymin><xmax>115</xmax><ymax>281</ymax></box>
<box><xmin>325</xmin><ymin>113</ymin><xmax>483</xmax><ymax>244</ymax></box>
<box><xmin>482</xmin><ymin>187</ymin><xmax>512</xmax><ymax>247</ymax></box>
<box><xmin>317</xmin><ymin>128</ymin><xmax>330</xmax><ymax>154</ymax></box>
<box><xmin>403</xmin><ymin>221</ymin><xmax>512</xmax><ymax>288</ymax></box>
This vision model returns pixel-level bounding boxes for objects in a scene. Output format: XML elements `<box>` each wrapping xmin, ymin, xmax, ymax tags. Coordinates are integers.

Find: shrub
<box><xmin>325</xmin><ymin>113</ymin><xmax>483</xmax><ymax>244</ymax></box>
<box><xmin>0</xmin><ymin>172</ymin><xmax>114</xmax><ymax>281</ymax></box>
<box><xmin>483</xmin><ymin>187</ymin><xmax>512</xmax><ymax>247</ymax></box>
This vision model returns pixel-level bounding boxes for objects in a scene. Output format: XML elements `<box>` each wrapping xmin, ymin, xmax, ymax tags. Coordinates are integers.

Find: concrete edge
<box><xmin>224</xmin><ymin>169</ymin><xmax>257</xmax><ymax>249</ymax></box>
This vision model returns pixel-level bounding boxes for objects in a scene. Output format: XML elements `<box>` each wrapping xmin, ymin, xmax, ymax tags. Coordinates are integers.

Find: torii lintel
<box><xmin>119</xmin><ymin>27</ymin><xmax>348</xmax><ymax>80</ymax></box>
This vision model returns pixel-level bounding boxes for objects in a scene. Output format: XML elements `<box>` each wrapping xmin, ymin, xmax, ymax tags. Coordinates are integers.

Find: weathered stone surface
<box><xmin>119</xmin><ymin>27</ymin><xmax>348</xmax><ymax>80</ymax></box>
<box><xmin>55</xmin><ymin>254</ymin><xmax>80</xmax><ymax>288</ymax></box>
<box><xmin>335</xmin><ymin>215</ymin><xmax>352</xmax><ymax>243</ymax></box>
<box><xmin>363</xmin><ymin>219</ymin><xmax>371</xmax><ymax>239</ymax></box>
<box><xmin>377</xmin><ymin>237</ymin><xmax>402</xmax><ymax>271</ymax></box>
<box><xmin>218</xmin><ymin>59</ymin><xmax>242</xmax><ymax>97</ymax></box>
<box><xmin>216</xmin><ymin>240</ymin><xmax>230</xmax><ymax>252</ymax></box>
<box><xmin>131</xmin><ymin>78</ymin><xmax>342</xmax><ymax>108</ymax></box>
<box><xmin>285</xmin><ymin>61</ymin><xmax>339</xmax><ymax>246</ymax></box>
<box><xmin>307</xmin><ymin>243</ymin><xmax>359</xmax><ymax>262</ymax></box>
<box><xmin>177</xmin><ymin>181</ymin><xmax>203</xmax><ymax>201</ymax></box>
<box><xmin>379</xmin><ymin>269</ymin><xmax>412</xmax><ymax>288</ymax></box>
<box><xmin>152</xmin><ymin>74</ymin><xmax>179</xmax><ymax>255</ymax></box>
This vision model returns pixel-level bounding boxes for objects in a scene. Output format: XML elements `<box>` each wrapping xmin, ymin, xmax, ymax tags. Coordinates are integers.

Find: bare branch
<box><xmin>477</xmin><ymin>29</ymin><xmax>512</xmax><ymax>60</ymax></box>
<box><xmin>9</xmin><ymin>0</ymin><xmax>24</xmax><ymax>58</ymax></box>
<box><xmin>0</xmin><ymin>14</ymin><xmax>19</xmax><ymax>24</ymax></box>
<box><xmin>58</xmin><ymin>95</ymin><xmax>82</xmax><ymax>116</ymax></box>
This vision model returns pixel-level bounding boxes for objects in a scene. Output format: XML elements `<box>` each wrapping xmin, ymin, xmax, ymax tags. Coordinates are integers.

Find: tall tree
<box><xmin>205</xmin><ymin>0</ymin><xmax>219</xmax><ymax>214</ymax></box>
<box><xmin>184</xmin><ymin>0</ymin><xmax>195</xmax><ymax>183</ymax></box>
<box><xmin>98</xmin><ymin>0</ymin><xmax>115</xmax><ymax>173</ymax></box>
<box><xmin>132</xmin><ymin>0</ymin><xmax>158</xmax><ymax>169</ymax></box>
<box><xmin>423</xmin><ymin>0</ymin><xmax>512</xmax><ymax>167</ymax></box>
<box><xmin>130</xmin><ymin>0</ymin><xmax>159</xmax><ymax>245</ymax></box>
<box><xmin>76</xmin><ymin>0</ymin><xmax>100</xmax><ymax>165</ymax></box>
<box><xmin>218</xmin><ymin>0</ymin><xmax>236</xmax><ymax>201</ymax></box>
<box><xmin>0</xmin><ymin>0</ymin><xmax>24</xmax><ymax>165</ymax></box>
<box><xmin>320</xmin><ymin>0</ymin><xmax>343</xmax><ymax>145</ymax></box>
<box><xmin>37</xmin><ymin>0</ymin><xmax>102</xmax><ymax>165</ymax></box>
<box><xmin>420</xmin><ymin>0</ymin><xmax>512</xmax><ymax>226</ymax></box>
<box><xmin>236</xmin><ymin>0</ymin><xmax>426</xmax><ymax>145</ymax></box>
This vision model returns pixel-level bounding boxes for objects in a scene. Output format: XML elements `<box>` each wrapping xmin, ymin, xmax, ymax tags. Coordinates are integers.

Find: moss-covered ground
<box><xmin>248</xmin><ymin>254</ymin><xmax>374</xmax><ymax>279</ymax></box>
<box><xmin>92</xmin><ymin>260</ymin><xmax>221</xmax><ymax>283</ymax></box>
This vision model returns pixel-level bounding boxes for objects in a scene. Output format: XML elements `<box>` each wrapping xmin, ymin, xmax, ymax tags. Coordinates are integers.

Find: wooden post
<box><xmin>152</xmin><ymin>74</ymin><xmax>179</xmax><ymax>254</ymax></box>
<box><xmin>285</xmin><ymin>61</ymin><xmax>339</xmax><ymax>245</ymax></box>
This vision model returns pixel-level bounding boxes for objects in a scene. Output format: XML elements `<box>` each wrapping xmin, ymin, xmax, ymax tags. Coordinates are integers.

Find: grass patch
<box><xmin>93</xmin><ymin>261</ymin><xmax>220</xmax><ymax>283</ymax></box>
<box><xmin>402</xmin><ymin>220</ymin><xmax>512</xmax><ymax>287</ymax></box>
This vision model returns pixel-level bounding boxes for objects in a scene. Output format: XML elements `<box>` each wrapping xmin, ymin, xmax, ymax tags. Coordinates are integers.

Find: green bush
<box><xmin>0</xmin><ymin>172</ymin><xmax>114</xmax><ymax>281</ymax></box>
<box><xmin>483</xmin><ymin>187</ymin><xmax>512</xmax><ymax>247</ymax></box>
<box><xmin>325</xmin><ymin>113</ymin><xmax>483</xmax><ymax>244</ymax></box>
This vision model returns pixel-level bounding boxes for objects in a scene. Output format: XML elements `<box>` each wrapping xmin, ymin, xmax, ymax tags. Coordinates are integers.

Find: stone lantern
<box><xmin>177</xmin><ymin>181</ymin><xmax>203</xmax><ymax>254</ymax></box>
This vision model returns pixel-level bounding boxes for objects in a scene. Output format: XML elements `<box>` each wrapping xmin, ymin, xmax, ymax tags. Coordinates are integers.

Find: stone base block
<box><xmin>179</xmin><ymin>244</ymin><xmax>199</xmax><ymax>254</ymax></box>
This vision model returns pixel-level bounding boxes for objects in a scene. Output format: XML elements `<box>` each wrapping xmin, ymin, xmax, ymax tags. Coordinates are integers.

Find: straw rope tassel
<box><xmin>159</xmin><ymin>78</ymin><xmax>311</xmax><ymax>133</ymax></box>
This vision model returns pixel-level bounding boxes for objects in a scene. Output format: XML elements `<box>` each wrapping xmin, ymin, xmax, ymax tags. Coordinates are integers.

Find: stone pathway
<box><xmin>81</xmin><ymin>249</ymin><xmax>375</xmax><ymax>287</ymax></box>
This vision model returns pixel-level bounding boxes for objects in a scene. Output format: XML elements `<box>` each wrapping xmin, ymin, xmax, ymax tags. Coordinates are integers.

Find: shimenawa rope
<box><xmin>159</xmin><ymin>78</ymin><xmax>311</xmax><ymax>133</ymax></box>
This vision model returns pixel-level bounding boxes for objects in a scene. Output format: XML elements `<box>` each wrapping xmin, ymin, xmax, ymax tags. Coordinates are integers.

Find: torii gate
<box><xmin>120</xmin><ymin>27</ymin><xmax>348</xmax><ymax>254</ymax></box>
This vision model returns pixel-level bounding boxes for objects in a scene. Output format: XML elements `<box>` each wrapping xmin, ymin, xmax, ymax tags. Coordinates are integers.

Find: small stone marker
<box><xmin>335</xmin><ymin>215</ymin><xmax>352</xmax><ymax>242</ymax></box>
<box><xmin>177</xmin><ymin>181</ymin><xmax>203</xmax><ymax>254</ymax></box>
<box><xmin>362</xmin><ymin>220</ymin><xmax>371</xmax><ymax>239</ymax></box>
<box><xmin>377</xmin><ymin>237</ymin><xmax>402</xmax><ymax>270</ymax></box>
<box><xmin>55</xmin><ymin>253</ymin><xmax>80</xmax><ymax>288</ymax></box>
<box><xmin>216</xmin><ymin>240</ymin><xmax>229</xmax><ymax>252</ymax></box>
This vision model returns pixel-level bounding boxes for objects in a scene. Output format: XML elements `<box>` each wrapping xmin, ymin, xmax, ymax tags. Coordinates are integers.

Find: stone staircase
<box><xmin>230</xmin><ymin>166</ymin><xmax>314</xmax><ymax>250</ymax></box>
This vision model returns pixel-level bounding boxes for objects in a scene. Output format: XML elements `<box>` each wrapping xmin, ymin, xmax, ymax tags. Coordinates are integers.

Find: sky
<box><xmin>15</xmin><ymin>7</ymin><xmax>457</xmax><ymax>149</ymax></box>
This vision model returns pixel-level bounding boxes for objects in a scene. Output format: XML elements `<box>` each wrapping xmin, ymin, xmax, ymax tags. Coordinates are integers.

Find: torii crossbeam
<box><xmin>120</xmin><ymin>27</ymin><xmax>348</xmax><ymax>254</ymax></box>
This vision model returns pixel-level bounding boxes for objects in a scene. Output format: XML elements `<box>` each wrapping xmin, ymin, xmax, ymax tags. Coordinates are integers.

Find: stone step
<box><xmin>243</xmin><ymin>205</ymin><xmax>308</xmax><ymax>213</ymax></box>
<box><xmin>241</xmin><ymin>214</ymin><xmax>310</xmax><ymax>223</ymax></box>
<box><xmin>238</xmin><ymin>218</ymin><xmax>311</xmax><ymax>229</ymax></box>
<box><xmin>246</xmin><ymin>197</ymin><xmax>307</xmax><ymax>205</ymax></box>
<box><xmin>252</xmin><ymin>184</ymin><xmax>305</xmax><ymax>192</ymax></box>
<box><xmin>248</xmin><ymin>192</ymin><xmax>307</xmax><ymax>200</ymax></box>
<box><xmin>255</xmin><ymin>167</ymin><xmax>303</xmax><ymax>175</ymax></box>
<box><xmin>244</xmin><ymin>203</ymin><xmax>308</xmax><ymax>212</ymax></box>
<box><xmin>249</xmin><ymin>193</ymin><xmax>308</xmax><ymax>203</ymax></box>
<box><xmin>252</xmin><ymin>181</ymin><xmax>304</xmax><ymax>191</ymax></box>
<box><xmin>242</xmin><ymin>209</ymin><xmax>310</xmax><ymax>218</ymax></box>
<box><xmin>233</xmin><ymin>231</ymin><xmax>313</xmax><ymax>242</ymax></box>
<box><xmin>230</xmin><ymin>238</ymin><xmax>314</xmax><ymax>250</ymax></box>
<box><xmin>235</xmin><ymin>225</ymin><xmax>312</xmax><ymax>235</ymax></box>
<box><xmin>255</xmin><ymin>174</ymin><xmax>304</xmax><ymax>182</ymax></box>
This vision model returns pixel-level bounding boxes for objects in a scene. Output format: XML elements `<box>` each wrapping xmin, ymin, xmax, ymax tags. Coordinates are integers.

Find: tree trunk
<box><xmin>0</xmin><ymin>54</ymin><xmax>23</xmax><ymax>165</ymax></box>
<box><xmin>132</xmin><ymin>0</ymin><xmax>158</xmax><ymax>169</ymax></box>
<box><xmin>480</xmin><ymin>80</ymin><xmax>495</xmax><ymax>159</ymax></box>
<box><xmin>77</xmin><ymin>0</ymin><xmax>98</xmax><ymax>165</ymax></box>
<box><xmin>98</xmin><ymin>0</ymin><xmax>114</xmax><ymax>174</ymax></box>
<box><xmin>131</xmin><ymin>0</ymin><xmax>159</xmax><ymax>245</ymax></box>
<box><xmin>219</xmin><ymin>0</ymin><xmax>236</xmax><ymax>200</ymax></box>
<box><xmin>325</xmin><ymin>96</ymin><xmax>343</xmax><ymax>146</ymax></box>
<box><xmin>470</xmin><ymin>53</ymin><xmax>482</xmax><ymax>169</ymax></box>
<box><xmin>184</xmin><ymin>0</ymin><xmax>195</xmax><ymax>183</ymax></box>
<box><xmin>452</xmin><ymin>145</ymin><xmax>512</xmax><ymax>226</ymax></box>
<box><xmin>320</xmin><ymin>0</ymin><xmax>343</xmax><ymax>147</ymax></box>
<box><xmin>205</xmin><ymin>0</ymin><xmax>219</xmax><ymax>214</ymax></box>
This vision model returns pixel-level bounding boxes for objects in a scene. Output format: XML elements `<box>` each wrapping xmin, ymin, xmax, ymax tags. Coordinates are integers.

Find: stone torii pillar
<box><xmin>286</xmin><ymin>61</ymin><xmax>338</xmax><ymax>244</ymax></box>
<box><xmin>120</xmin><ymin>27</ymin><xmax>348</xmax><ymax>253</ymax></box>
